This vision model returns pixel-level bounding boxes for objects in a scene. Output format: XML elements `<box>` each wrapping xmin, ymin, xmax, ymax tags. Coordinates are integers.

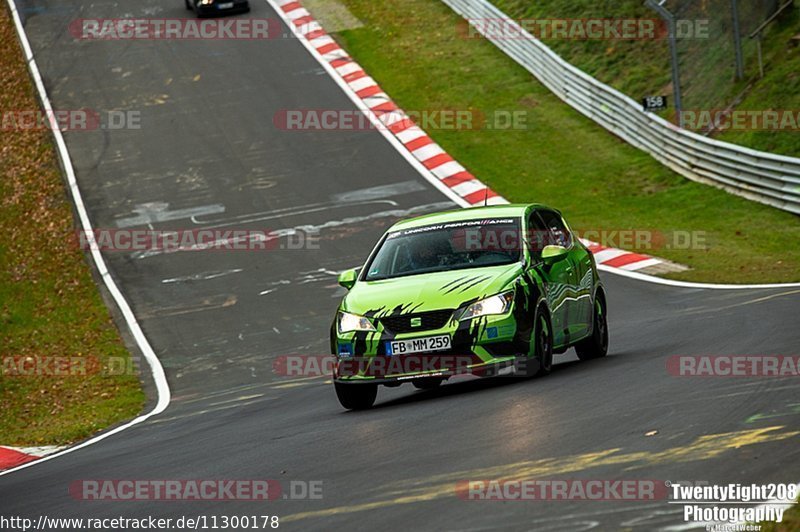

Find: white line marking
<box><xmin>1</xmin><ymin>0</ymin><xmax>171</xmax><ymax>477</ymax></box>
<box><xmin>598</xmin><ymin>264</ymin><xmax>800</xmax><ymax>289</ymax></box>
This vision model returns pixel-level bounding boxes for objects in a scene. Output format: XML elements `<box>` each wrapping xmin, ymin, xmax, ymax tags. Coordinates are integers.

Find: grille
<box><xmin>379</xmin><ymin>309</ymin><xmax>454</xmax><ymax>334</ymax></box>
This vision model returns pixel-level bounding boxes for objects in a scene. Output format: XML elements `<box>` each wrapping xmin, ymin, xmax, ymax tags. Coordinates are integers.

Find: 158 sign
<box><xmin>642</xmin><ymin>96</ymin><xmax>668</xmax><ymax>112</ymax></box>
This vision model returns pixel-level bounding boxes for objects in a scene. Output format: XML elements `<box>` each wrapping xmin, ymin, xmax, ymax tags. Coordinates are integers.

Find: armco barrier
<box><xmin>442</xmin><ymin>0</ymin><xmax>800</xmax><ymax>215</ymax></box>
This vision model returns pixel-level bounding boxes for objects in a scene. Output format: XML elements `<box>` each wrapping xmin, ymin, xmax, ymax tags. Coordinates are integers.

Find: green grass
<box><xmin>716</xmin><ymin>31</ymin><xmax>800</xmax><ymax>156</ymax></box>
<box><xmin>490</xmin><ymin>0</ymin><xmax>800</xmax><ymax>157</ymax></box>
<box><xmin>328</xmin><ymin>0</ymin><xmax>800</xmax><ymax>283</ymax></box>
<box><xmin>759</xmin><ymin>499</ymin><xmax>800</xmax><ymax>531</ymax></box>
<box><xmin>0</xmin><ymin>6</ymin><xmax>144</xmax><ymax>445</ymax></box>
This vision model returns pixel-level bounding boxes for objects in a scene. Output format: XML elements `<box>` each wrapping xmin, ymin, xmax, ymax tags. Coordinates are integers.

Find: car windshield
<box><xmin>364</xmin><ymin>218</ymin><xmax>522</xmax><ymax>281</ymax></box>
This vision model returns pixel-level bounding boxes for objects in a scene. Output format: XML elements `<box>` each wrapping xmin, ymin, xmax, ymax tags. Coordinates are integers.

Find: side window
<box><xmin>537</xmin><ymin>210</ymin><xmax>572</xmax><ymax>248</ymax></box>
<box><xmin>526</xmin><ymin>211</ymin><xmax>547</xmax><ymax>259</ymax></box>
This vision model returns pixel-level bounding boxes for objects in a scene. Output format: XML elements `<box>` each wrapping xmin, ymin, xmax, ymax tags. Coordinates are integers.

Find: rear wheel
<box><xmin>575</xmin><ymin>292</ymin><xmax>608</xmax><ymax>360</ymax></box>
<box><xmin>412</xmin><ymin>377</ymin><xmax>443</xmax><ymax>390</ymax></box>
<box><xmin>185</xmin><ymin>0</ymin><xmax>193</xmax><ymax>10</ymax></box>
<box><xmin>334</xmin><ymin>381</ymin><xmax>377</xmax><ymax>410</ymax></box>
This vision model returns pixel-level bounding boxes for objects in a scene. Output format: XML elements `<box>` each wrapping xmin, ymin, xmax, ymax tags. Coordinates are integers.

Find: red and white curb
<box><xmin>0</xmin><ymin>446</ymin><xmax>66</xmax><ymax>471</ymax></box>
<box><xmin>270</xmin><ymin>0</ymin><xmax>686</xmax><ymax>275</ymax></box>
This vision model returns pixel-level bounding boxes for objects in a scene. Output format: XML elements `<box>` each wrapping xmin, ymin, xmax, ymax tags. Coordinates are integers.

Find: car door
<box><xmin>536</xmin><ymin>209</ymin><xmax>594</xmax><ymax>345</ymax></box>
<box><xmin>558</xmin><ymin>214</ymin><xmax>595</xmax><ymax>340</ymax></box>
<box><xmin>526</xmin><ymin>209</ymin><xmax>575</xmax><ymax>350</ymax></box>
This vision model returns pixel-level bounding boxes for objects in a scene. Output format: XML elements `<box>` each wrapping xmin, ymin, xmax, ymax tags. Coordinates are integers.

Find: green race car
<box><xmin>330</xmin><ymin>204</ymin><xmax>608</xmax><ymax>410</ymax></box>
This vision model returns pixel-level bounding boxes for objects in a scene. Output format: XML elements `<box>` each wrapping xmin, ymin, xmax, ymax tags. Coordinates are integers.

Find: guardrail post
<box><xmin>645</xmin><ymin>0</ymin><xmax>683</xmax><ymax>128</ymax></box>
<box><xmin>731</xmin><ymin>0</ymin><xmax>745</xmax><ymax>80</ymax></box>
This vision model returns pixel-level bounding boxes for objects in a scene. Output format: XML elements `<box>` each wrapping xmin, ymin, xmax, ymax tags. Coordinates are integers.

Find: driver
<box><xmin>408</xmin><ymin>235</ymin><xmax>451</xmax><ymax>270</ymax></box>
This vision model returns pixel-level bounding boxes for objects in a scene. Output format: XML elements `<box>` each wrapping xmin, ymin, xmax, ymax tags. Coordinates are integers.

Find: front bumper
<box><xmin>332</xmin><ymin>311</ymin><xmax>523</xmax><ymax>384</ymax></box>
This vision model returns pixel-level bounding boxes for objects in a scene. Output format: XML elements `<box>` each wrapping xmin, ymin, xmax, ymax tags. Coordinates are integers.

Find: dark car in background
<box><xmin>185</xmin><ymin>0</ymin><xmax>250</xmax><ymax>17</ymax></box>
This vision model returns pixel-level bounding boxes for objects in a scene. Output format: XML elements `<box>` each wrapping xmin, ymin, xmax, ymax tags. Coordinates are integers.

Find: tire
<box><xmin>334</xmin><ymin>381</ymin><xmax>377</xmax><ymax>410</ymax></box>
<box><xmin>412</xmin><ymin>377</ymin><xmax>443</xmax><ymax>390</ymax></box>
<box><xmin>516</xmin><ymin>305</ymin><xmax>553</xmax><ymax>377</ymax></box>
<box><xmin>575</xmin><ymin>292</ymin><xmax>608</xmax><ymax>361</ymax></box>
<box><xmin>185</xmin><ymin>0</ymin><xmax>193</xmax><ymax>11</ymax></box>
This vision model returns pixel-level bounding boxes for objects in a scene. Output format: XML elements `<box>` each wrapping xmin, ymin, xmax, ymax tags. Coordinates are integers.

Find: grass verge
<box><xmin>0</xmin><ymin>6</ymin><xmax>144</xmax><ymax>445</ymax></box>
<box><xmin>760</xmin><ymin>499</ymin><xmax>800</xmax><ymax>531</ymax></box>
<box><xmin>326</xmin><ymin>0</ymin><xmax>800</xmax><ymax>283</ymax></box>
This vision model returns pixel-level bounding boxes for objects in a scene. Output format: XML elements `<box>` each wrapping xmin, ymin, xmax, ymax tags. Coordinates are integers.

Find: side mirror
<box><xmin>541</xmin><ymin>245</ymin><xmax>568</xmax><ymax>265</ymax></box>
<box><xmin>338</xmin><ymin>269</ymin><xmax>357</xmax><ymax>290</ymax></box>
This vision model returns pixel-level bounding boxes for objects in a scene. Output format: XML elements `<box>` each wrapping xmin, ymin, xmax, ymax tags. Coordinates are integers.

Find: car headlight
<box><xmin>460</xmin><ymin>291</ymin><xmax>514</xmax><ymax>320</ymax></box>
<box><xmin>338</xmin><ymin>311</ymin><xmax>377</xmax><ymax>333</ymax></box>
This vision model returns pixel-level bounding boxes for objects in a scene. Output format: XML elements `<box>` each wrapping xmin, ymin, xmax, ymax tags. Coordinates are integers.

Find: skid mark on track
<box><xmin>331</xmin><ymin>180</ymin><xmax>426</xmax><ymax>202</ymax></box>
<box><xmin>279</xmin><ymin>426</ymin><xmax>799</xmax><ymax>523</ymax></box>
<box><xmin>162</xmin><ymin>268</ymin><xmax>243</xmax><ymax>284</ymax></box>
<box><xmin>146</xmin><ymin>397</ymin><xmax>271</xmax><ymax>425</ymax></box>
<box><xmin>208</xmin><ymin>394</ymin><xmax>266</xmax><ymax>407</ymax></box>
<box><xmin>116</xmin><ymin>201</ymin><xmax>225</xmax><ymax>228</ymax></box>
<box><xmin>746</xmin><ymin>403</ymin><xmax>800</xmax><ymax>424</ymax></box>
<box><xmin>138</xmin><ymin>294</ymin><xmax>237</xmax><ymax>319</ymax></box>
<box><xmin>259</xmin><ymin>268</ymin><xmax>343</xmax><ymax>296</ymax></box>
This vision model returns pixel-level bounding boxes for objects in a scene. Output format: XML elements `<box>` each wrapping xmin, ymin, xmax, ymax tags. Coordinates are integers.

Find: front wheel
<box><xmin>575</xmin><ymin>293</ymin><xmax>608</xmax><ymax>360</ymax></box>
<box><xmin>516</xmin><ymin>306</ymin><xmax>553</xmax><ymax>377</ymax></box>
<box><xmin>334</xmin><ymin>381</ymin><xmax>377</xmax><ymax>410</ymax></box>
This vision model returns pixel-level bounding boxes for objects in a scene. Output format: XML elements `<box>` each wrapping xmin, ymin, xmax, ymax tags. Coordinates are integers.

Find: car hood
<box><xmin>342</xmin><ymin>262</ymin><xmax>524</xmax><ymax>316</ymax></box>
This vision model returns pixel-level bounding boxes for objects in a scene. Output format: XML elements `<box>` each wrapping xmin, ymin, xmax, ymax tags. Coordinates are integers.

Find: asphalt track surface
<box><xmin>2</xmin><ymin>0</ymin><xmax>800</xmax><ymax>530</ymax></box>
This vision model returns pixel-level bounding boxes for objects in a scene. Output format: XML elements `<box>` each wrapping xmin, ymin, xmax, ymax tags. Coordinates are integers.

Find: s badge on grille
<box><xmin>410</xmin><ymin>317</ymin><xmax>422</xmax><ymax>328</ymax></box>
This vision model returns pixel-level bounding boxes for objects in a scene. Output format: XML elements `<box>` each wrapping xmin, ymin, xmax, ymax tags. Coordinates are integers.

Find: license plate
<box><xmin>387</xmin><ymin>335</ymin><xmax>450</xmax><ymax>355</ymax></box>
<box><xmin>218</xmin><ymin>2</ymin><xmax>234</xmax><ymax>8</ymax></box>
